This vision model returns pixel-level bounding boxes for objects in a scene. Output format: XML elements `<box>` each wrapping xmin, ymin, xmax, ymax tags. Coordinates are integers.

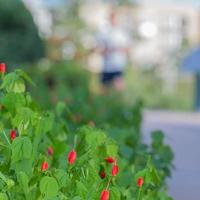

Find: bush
<box><xmin>0</xmin><ymin>0</ymin><xmax>45</xmax><ymax>68</ymax></box>
<box><xmin>0</xmin><ymin>68</ymin><xmax>173</xmax><ymax>199</ymax></box>
<box><xmin>29</xmin><ymin>61</ymin><xmax>174</xmax><ymax>181</ymax></box>
<box><xmin>28</xmin><ymin>61</ymin><xmax>90</xmax><ymax>109</ymax></box>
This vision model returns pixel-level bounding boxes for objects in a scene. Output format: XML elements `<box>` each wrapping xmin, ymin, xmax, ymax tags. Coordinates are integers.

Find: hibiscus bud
<box><xmin>137</xmin><ymin>177</ymin><xmax>144</xmax><ymax>188</ymax></box>
<box><xmin>10</xmin><ymin>130</ymin><xmax>16</xmax><ymax>141</ymax></box>
<box><xmin>68</xmin><ymin>149</ymin><xmax>77</xmax><ymax>165</ymax></box>
<box><xmin>41</xmin><ymin>161</ymin><xmax>49</xmax><ymax>171</ymax></box>
<box><xmin>99</xmin><ymin>171</ymin><xmax>106</xmax><ymax>179</ymax></box>
<box><xmin>100</xmin><ymin>189</ymin><xmax>109</xmax><ymax>200</ymax></box>
<box><xmin>111</xmin><ymin>164</ymin><xmax>119</xmax><ymax>176</ymax></box>
<box><xmin>0</xmin><ymin>63</ymin><xmax>6</xmax><ymax>74</ymax></box>
<box><xmin>105</xmin><ymin>157</ymin><xmax>115</xmax><ymax>164</ymax></box>
<box><xmin>47</xmin><ymin>146</ymin><xmax>54</xmax><ymax>156</ymax></box>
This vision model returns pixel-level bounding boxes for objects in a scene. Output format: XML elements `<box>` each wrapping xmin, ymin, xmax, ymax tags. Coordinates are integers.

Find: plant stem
<box><xmin>81</xmin><ymin>167</ymin><xmax>86</xmax><ymax>178</ymax></box>
<box><xmin>73</xmin><ymin>135</ymin><xmax>77</xmax><ymax>149</ymax></box>
<box><xmin>106</xmin><ymin>177</ymin><xmax>112</xmax><ymax>190</ymax></box>
<box><xmin>137</xmin><ymin>188</ymin><xmax>142</xmax><ymax>200</ymax></box>
<box><xmin>95</xmin><ymin>180</ymin><xmax>102</xmax><ymax>192</ymax></box>
<box><xmin>0</xmin><ymin>143</ymin><xmax>10</xmax><ymax>148</ymax></box>
<box><xmin>2</xmin><ymin>130</ymin><xmax>11</xmax><ymax>145</ymax></box>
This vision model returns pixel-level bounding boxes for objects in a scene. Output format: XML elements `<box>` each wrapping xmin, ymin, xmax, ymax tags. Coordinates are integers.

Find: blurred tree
<box><xmin>0</xmin><ymin>0</ymin><xmax>45</xmax><ymax>68</ymax></box>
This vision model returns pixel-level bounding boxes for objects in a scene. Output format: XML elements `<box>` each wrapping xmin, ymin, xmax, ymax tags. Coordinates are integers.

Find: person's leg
<box><xmin>113</xmin><ymin>72</ymin><xmax>124</xmax><ymax>91</ymax></box>
<box><xmin>100</xmin><ymin>72</ymin><xmax>112</xmax><ymax>95</ymax></box>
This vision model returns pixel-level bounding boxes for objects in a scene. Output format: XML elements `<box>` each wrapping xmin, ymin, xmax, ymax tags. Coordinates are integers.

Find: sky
<box><xmin>140</xmin><ymin>0</ymin><xmax>200</xmax><ymax>7</ymax></box>
<box><xmin>29</xmin><ymin>0</ymin><xmax>200</xmax><ymax>8</ymax></box>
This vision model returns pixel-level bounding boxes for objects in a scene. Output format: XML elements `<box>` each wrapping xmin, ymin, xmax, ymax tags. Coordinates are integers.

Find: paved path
<box><xmin>142</xmin><ymin>110</ymin><xmax>200</xmax><ymax>200</ymax></box>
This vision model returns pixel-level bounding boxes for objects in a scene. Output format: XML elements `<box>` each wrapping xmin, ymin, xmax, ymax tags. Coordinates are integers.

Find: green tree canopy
<box><xmin>0</xmin><ymin>0</ymin><xmax>45</xmax><ymax>67</ymax></box>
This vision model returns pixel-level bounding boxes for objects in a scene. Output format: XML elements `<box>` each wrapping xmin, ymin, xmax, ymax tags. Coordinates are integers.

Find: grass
<box><xmin>124</xmin><ymin>66</ymin><xmax>194</xmax><ymax>111</ymax></box>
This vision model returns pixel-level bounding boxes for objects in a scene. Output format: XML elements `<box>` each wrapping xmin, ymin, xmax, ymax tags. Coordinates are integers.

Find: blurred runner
<box><xmin>96</xmin><ymin>10</ymin><xmax>130</xmax><ymax>93</ymax></box>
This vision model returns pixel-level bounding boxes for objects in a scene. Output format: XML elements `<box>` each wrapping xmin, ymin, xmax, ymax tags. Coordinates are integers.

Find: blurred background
<box><xmin>0</xmin><ymin>0</ymin><xmax>200</xmax><ymax>199</ymax></box>
<box><xmin>1</xmin><ymin>0</ymin><xmax>200</xmax><ymax>110</ymax></box>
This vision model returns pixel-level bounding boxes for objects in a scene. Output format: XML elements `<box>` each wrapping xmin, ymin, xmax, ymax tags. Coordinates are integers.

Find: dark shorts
<box><xmin>101</xmin><ymin>71</ymin><xmax>122</xmax><ymax>85</ymax></box>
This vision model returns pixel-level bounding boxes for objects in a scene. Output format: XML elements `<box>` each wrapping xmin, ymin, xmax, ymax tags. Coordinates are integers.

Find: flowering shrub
<box><xmin>0</xmin><ymin>68</ymin><xmax>173</xmax><ymax>199</ymax></box>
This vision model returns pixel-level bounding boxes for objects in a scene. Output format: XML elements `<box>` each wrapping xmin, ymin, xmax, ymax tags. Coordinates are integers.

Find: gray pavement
<box><xmin>142</xmin><ymin>110</ymin><xmax>200</xmax><ymax>200</ymax></box>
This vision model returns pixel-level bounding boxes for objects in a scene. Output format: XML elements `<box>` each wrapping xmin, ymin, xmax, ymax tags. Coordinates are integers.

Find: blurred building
<box><xmin>80</xmin><ymin>1</ymin><xmax>200</xmax><ymax>91</ymax></box>
<box><xmin>22</xmin><ymin>0</ymin><xmax>200</xmax><ymax>80</ymax></box>
<box><xmin>130</xmin><ymin>2</ymin><xmax>200</xmax><ymax>65</ymax></box>
<box><xmin>80</xmin><ymin>2</ymin><xmax>200</xmax><ymax>66</ymax></box>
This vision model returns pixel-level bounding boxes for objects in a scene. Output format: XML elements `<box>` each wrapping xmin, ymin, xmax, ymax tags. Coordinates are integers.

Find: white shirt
<box><xmin>97</xmin><ymin>26</ymin><xmax>129</xmax><ymax>73</ymax></box>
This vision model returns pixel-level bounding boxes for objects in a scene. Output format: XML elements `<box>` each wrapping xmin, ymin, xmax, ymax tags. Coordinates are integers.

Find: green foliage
<box><xmin>40</xmin><ymin>176</ymin><xmax>59</xmax><ymax>198</ymax></box>
<box><xmin>0</xmin><ymin>69</ymin><xmax>173</xmax><ymax>199</ymax></box>
<box><xmin>0</xmin><ymin>0</ymin><xmax>45</xmax><ymax>67</ymax></box>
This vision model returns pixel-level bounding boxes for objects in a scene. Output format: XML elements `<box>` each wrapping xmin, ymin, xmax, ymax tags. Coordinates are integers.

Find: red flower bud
<box><xmin>137</xmin><ymin>177</ymin><xmax>144</xmax><ymax>188</ymax></box>
<box><xmin>41</xmin><ymin>161</ymin><xmax>48</xmax><ymax>171</ymax></box>
<box><xmin>111</xmin><ymin>164</ymin><xmax>119</xmax><ymax>176</ymax></box>
<box><xmin>10</xmin><ymin>130</ymin><xmax>16</xmax><ymax>141</ymax></box>
<box><xmin>105</xmin><ymin>157</ymin><xmax>115</xmax><ymax>164</ymax></box>
<box><xmin>68</xmin><ymin>149</ymin><xmax>77</xmax><ymax>165</ymax></box>
<box><xmin>0</xmin><ymin>63</ymin><xmax>6</xmax><ymax>74</ymax></box>
<box><xmin>100</xmin><ymin>189</ymin><xmax>109</xmax><ymax>200</ymax></box>
<box><xmin>47</xmin><ymin>146</ymin><xmax>54</xmax><ymax>156</ymax></box>
<box><xmin>99</xmin><ymin>171</ymin><xmax>106</xmax><ymax>179</ymax></box>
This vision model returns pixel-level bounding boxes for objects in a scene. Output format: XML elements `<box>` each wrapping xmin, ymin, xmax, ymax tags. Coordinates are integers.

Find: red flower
<box><xmin>99</xmin><ymin>171</ymin><xmax>106</xmax><ymax>179</ymax></box>
<box><xmin>137</xmin><ymin>177</ymin><xmax>144</xmax><ymax>188</ymax></box>
<box><xmin>41</xmin><ymin>161</ymin><xmax>49</xmax><ymax>171</ymax></box>
<box><xmin>10</xmin><ymin>130</ymin><xmax>16</xmax><ymax>141</ymax></box>
<box><xmin>47</xmin><ymin>146</ymin><xmax>54</xmax><ymax>156</ymax></box>
<box><xmin>68</xmin><ymin>149</ymin><xmax>77</xmax><ymax>165</ymax></box>
<box><xmin>111</xmin><ymin>164</ymin><xmax>119</xmax><ymax>176</ymax></box>
<box><xmin>0</xmin><ymin>63</ymin><xmax>6</xmax><ymax>74</ymax></box>
<box><xmin>100</xmin><ymin>189</ymin><xmax>109</xmax><ymax>200</ymax></box>
<box><xmin>105</xmin><ymin>157</ymin><xmax>115</xmax><ymax>164</ymax></box>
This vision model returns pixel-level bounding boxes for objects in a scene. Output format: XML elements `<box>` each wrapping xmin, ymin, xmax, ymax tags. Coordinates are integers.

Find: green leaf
<box><xmin>11</xmin><ymin>137</ymin><xmax>32</xmax><ymax>163</ymax></box>
<box><xmin>84</xmin><ymin>129</ymin><xmax>106</xmax><ymax>147</ymax></box>
<box><xmin>12</xmin><ymin>159</ymin><xmax>32</xmax><ymax>175</ymax></box>
<box><xmin>0</xmin><ymin>72</ymin><xmax>25</xmax><ymax>93</ymax></box>
<box><xmin>16</xmin><ymin>69</ymin><xmax>35</xmax><ymax>86</ymax></box>
<box><xmin>0</xmin><ymin>73</ymin><xmax>17</xmax><ymax>91</ymax></box>
<box><xmin>5</xmin><ymin>179</ymin><xmax>15</xmax><ymax>189</ymax></box>
<box><xmin>75</xmin><ymin>181</ymin><xmax>87</xmax><ymax>198</ymax></box>
<box><xmin>117</xmin><ymin>171</ymin><xmax>133</xmax><ymax>188</ymax></box>
<box><xmin>35</xmin><ymin>112</ymin><xmax>54</xmax><ymax>135</ymax></box>
<box><xmin>53</xmin><ymin>169</ymin><xmax>68</xmax><ymax>188</ymax></box>
<box><xmin>42</xmin><ymin>112</ymin><xmax>54</xmax><ymax>133</ymax></box>
<box><xmin>110</xmin><ymin>187</ymin><xmax>121</xmax><ymax>200</ymax></box>
<box><xmin>0</xmin><ymin>193</ymin><xmax>8</xmax><ymax>200</ymax></box>
<box><xmin>151</xmin><ymin>131</ymin><xmax>164</xmax><ymax>145</ymax></box>
<box><xmin>106</xmin><ymin>142</ymin><xmax>118</xmax><ymax>157</ymax></box>
<box><xmin>55</xmin><ymin>101</ymin><xmax>68</xmax><ymax>117</ymax></box>
<box><xmin>40</xmin><ymin>177</ymin><xmax>59</xmax><ymax>198</ymax></box>
<box><xmin>12</xmin><ymin>107</ymin><xmax>34</xmax><ymax>135</ymax></box>
<box><xmin>12</xmin><ymin>79</ymin><xmax>25</xmax><ymax>93</ymax></box>
<box><xmin>17</xmin><ymin>171</ymin><xmax>29</xmax><ymax>197</ymax></box>
<box><xmin>148</xmin><ymin>167</ymin><xmax>161</xmax><ymax>186</ymax></box>
<box><xmin>72</xmin><ymin>197</ymin><xmax>82</xmax><ymax>200</ymax></box>
<box><xmin>2</xmin><ymin>92</ymin><xmax>26</xmax><ymax>115</ymax></box>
